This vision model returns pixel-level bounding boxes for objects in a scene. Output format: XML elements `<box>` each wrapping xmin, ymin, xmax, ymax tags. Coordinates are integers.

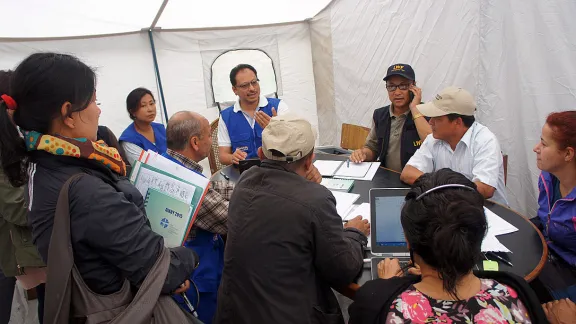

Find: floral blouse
<box><xmin>385</xmin><ymin>279</ymin><xmax>532</xmax><ymax>323</ymax></box>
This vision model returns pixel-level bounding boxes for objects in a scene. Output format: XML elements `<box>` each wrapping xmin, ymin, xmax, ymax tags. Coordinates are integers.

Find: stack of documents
<box><xmin>129</xmin><ymin>150</ymin><xmax>211</xmax><ymax>247</ymax></box>
<box><xmin>344</xmin><ymin>203</ymin><xmax>371</xmax><ymax>248</ymax></box>
<box><xmin>330</xmin><ymin>190</ymin><xmax>360</xmax><ymax>218</ymax></box>
<box><xmin>481</xmin><ymin>207</ymin><xmax>518</xmax><ymax>253</ymax></box>
<box><xmin>313</xmin><ymin>160</ymin><xmax>380</xmax><ymax>181</ymax></box>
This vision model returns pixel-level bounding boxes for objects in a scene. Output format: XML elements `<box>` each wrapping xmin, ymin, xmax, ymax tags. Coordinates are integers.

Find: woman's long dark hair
<box><xmin>0</xmin><ymin>53</ymin><xmax>96</xmax><ymax>187</ymax></box>
<box><xmin>401</xmin><ymin>168</ymin><xmax>487</xmax><ymax>299</ymax></box>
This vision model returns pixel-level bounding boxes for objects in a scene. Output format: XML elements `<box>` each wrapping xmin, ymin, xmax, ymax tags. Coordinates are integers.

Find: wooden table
<box><xmin>212</xmin><ymin>154</ymin><xmax>548</xmax><ymax>299</ymax></box>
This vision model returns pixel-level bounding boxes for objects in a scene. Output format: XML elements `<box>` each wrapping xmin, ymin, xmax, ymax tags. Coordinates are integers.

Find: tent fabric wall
<box><xmin>0</xmin><ymin>33</ymin><xmax>161</xmax><ymax>137</ymax></box>
<box><xmin>478</xmin><ymin>0</ymin><xmax>576</xmax><ymax>216</ymax></box>
<box><xmin>310</xmin><ymin>5</ymin><xmax>337</xmax><ymax>147</ymax></box>
<box><xmin>313</xmin><ymin>0</ymin><xmax>576</xmax><ymax>216</ymax></box>
<box><xmin>152</xmin><ymin>23</ymin><xmax>319</xmax><ymax>132</ymax></box>
<box><xmin>317</xmin><ymin>0</ymin><xmax>480</xmax><ymax>146</ymax></box>
<box><xmin>0</xmin><ymin>23</ymin><xmax>318</xmax><ymax>176</ymax></box>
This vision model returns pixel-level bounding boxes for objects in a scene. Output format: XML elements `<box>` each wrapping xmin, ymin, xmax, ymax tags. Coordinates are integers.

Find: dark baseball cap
<box><xmin>383</xmin><ymin>64</ymin><xmax>415</xmax><ymax>81</ymax></box>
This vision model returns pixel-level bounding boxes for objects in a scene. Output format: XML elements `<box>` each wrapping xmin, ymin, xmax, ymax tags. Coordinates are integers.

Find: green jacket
<box><xmin>0</xmin><ymin>168</ymin><xmax>44</xmax><ymax>277</ymax></box>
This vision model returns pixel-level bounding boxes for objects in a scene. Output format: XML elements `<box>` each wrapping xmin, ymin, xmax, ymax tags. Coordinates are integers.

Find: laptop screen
<box><xmin>374</xmin><ymin>196</ymin><xmax>406</xmax><ymax>247</ymax></box>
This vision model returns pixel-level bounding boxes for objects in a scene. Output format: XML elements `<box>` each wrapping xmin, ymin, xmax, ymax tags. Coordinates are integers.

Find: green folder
<box><xmin>144</xmin><ymin>188</ymin><xmax>193</xmax><ymax>248</ymax></box>
<box><xmin>320</xmin><ymin>178</ymin><xmax>355</xmax><ymax>192</ymax></box>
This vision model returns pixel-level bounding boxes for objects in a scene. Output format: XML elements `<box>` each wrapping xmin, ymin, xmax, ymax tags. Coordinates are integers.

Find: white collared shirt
<box><xmin>406</xmin><ymin>122</ymin><xmax>508</xmax><ymax>205</ymax></box>
<box><xmin>217</xmin><ymin>94</ymin><xmax>290</xmax><ymax>146</ymax></box>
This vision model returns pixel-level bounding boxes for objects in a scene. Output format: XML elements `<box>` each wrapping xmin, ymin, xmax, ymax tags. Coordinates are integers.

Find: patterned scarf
<box><xmin>23</xmin><ymin>130</ymin><xmax>127</xmax><ymax>176</ymax></box>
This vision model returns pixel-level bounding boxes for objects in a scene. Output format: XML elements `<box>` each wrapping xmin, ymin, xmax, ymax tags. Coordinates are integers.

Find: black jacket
<box><xmin>373</xmin><ymin>106</ymin><xmax>424</xmax><ymax>169</ymax></box>
<box><xmin>26</xmin><ymin>151</ymin><xmax>197</xmax><ymax>295</ymax></box>
<box><xmin>214</xmin><ymin>161</ymin><xmax>367</xmax><ymax>324</ymax></box>
<box><xmin>349</xmin><ymin>271</ymin><xmax>548</xmax><ymax>324</ymax></box>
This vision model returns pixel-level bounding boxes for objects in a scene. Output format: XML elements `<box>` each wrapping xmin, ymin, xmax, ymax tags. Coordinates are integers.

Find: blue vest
<box><xmin>220</xmin><ymin>98</ymin><xmax>281</xmax><ymax>159</ymax></box>
<box><xmin>119</xmin><ymin>122</ymin><xmax>167</xmax><ymax>154</ymax></box>
<box><xmin>161</xmin><ymin>153</ymin><xmax>224</xmax><ymax>292</ymax></box>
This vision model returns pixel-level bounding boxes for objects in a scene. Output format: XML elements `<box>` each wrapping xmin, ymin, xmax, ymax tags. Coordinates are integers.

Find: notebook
<box><xmin>144</xmin><ymin>188</ymin><xmax>194</xmax><ymax>248</ymax></box>
<box><xmin>321</xmin><ymin>178</ymin><xmax>355</xmax><ymax>192</ymax></box>
<box><xmin>314</xmin><ymin>160</ymin><xmax>345</xmax><ymax>177</ymax></box>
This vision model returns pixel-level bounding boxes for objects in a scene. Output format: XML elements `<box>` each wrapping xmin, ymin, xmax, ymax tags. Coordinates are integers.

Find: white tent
<box><xmin>1</xmin><ymin>0</ymin><xmax>576</xmax><ymax>220</ymax></box>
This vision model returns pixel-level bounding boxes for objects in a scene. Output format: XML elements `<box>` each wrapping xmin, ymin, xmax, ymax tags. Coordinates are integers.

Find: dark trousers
<box><xmin>0</xmin><ymin>268</ymin><xmax>16</xmax><ymax>324</ymax></box>
<box><xmin>37</xmin><ymin>283</ymin><xmax>45</xmax><ymax>324</ymax></box>
<box><xmin>530</xmin><ymin>251</ymin><xmax>576</xmax><ymax>303</ymax></box>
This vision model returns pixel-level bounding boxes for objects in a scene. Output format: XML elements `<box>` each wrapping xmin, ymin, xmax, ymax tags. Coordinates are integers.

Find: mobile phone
<box><xmin>409</xmin><ymin>88</ymin><xmax>415</xmax><ymax>102</ymax></box>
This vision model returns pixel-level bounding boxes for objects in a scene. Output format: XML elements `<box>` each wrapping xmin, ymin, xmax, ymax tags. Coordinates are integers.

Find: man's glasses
<box><xmin>386</xmin><ymin>83</ymin><xmax>411</xmax><ymax>92</ymax></box>
<box><xmin>236</xmin><ymin>79</ymin><xmax>260</xmax><ymax>90</ymax></box>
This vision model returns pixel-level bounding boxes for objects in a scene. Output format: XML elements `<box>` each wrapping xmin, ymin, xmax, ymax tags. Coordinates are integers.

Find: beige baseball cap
<box><xmin>417</xmin><ymin>86</ymin><xmax>476</xmax><ymax>117</ymax></box>
<box><xmin>262</xmin><ymin>113</ymin><xmax>315</xmax><ymax>162</ymax></box>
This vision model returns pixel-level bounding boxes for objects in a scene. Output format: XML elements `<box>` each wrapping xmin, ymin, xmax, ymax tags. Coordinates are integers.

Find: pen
<box><xmin>347</xmin><ymin>159</ymin><xmax>350</xmax><ymax>168</ymax></box>
<box><xmin>486</xmin><ymin>252</ymin><xmax>513</xmax><ymax>267</ymax></box>
<box><xmin>219</xmin><ymin>171</ymin><xmax>230</xmax><ymax>180</ymax></box>
<box><xmin>181</xmin><ymin>293</ymin><xmax>198</xmax><ymax>317</ymax></box>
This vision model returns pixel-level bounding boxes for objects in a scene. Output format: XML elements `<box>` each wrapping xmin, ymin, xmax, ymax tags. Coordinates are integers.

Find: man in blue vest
<box><xmin>218</xmin><ymin>64</ymin><xmax>290</xmax><ymax>165</ymax></box>
<box><xmin>162</xmin><ymin>111</ymin><xmax>234</xmax><ymax>324</ymax></box>
<box><xmin>350</xmin><ymin>64</ymin><xmax>432</xmax><ymax>172</ymax></box>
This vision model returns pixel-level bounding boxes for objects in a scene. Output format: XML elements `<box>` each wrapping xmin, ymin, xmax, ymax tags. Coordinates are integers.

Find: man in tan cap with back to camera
<box><xmin>400</xmin><ymin>86</ymin><xmax>508</xmax><ymax>205</ymax></box>
<box><xmin>214</xmin><ymin>113</ymin><xmax>370</xmax><ymax>324</ymax></box>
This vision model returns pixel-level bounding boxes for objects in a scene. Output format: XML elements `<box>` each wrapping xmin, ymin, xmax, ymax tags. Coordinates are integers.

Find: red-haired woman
<box><xmin>533</xmin><ymin>110</ymin><xmax>576</xmax><ymax>302</ymax></box>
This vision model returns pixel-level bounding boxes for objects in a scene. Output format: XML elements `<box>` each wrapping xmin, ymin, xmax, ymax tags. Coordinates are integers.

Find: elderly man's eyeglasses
<box><xmin>237</xmin><ymin>79</ymin><xmax>260</xmax><ymax>90</ymax></box>
<box><xmin>386</xmin><ymin>83</ymin><xmax>411</xmax><ymax>92</ymax></box>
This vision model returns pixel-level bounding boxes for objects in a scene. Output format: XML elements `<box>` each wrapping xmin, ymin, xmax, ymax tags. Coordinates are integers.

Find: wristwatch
<box><xmin>412</xmin><ymin>113</ymin><xmax>424</xmax><ymax>120</ymax></box>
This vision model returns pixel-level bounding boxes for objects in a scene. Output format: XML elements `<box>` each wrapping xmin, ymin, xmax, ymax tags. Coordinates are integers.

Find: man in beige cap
<box><xmin>400</xmin><ymin>87</ymin><xmax>508</xmax><ymax>205</ymax></box>
<box><xmin>214</xmin><ymin>113</ymin><xmax>370</xmax><ymax>324</ymax></box>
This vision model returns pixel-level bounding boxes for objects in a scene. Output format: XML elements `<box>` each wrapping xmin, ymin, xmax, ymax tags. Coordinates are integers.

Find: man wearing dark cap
<box><xmin>214</xmin><ymin>114</ymin><xmax>370</xmax><ymax>324</ymax></box>
<box><xmin>350</xmin><ymin>64</ymin><xmax>431</xmax><ymax>172</ymax></box>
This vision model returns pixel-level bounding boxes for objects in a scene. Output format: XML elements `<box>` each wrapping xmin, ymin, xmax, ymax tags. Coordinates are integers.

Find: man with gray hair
<box><xmin>214</xmin><ymin>113</ymin><xmax>370</xmax><ymax>324</ymax></box>
<box><xmin>162</xmin><ymin>111</ymin><xmax>234</xmax><ymax>324</ymax></box>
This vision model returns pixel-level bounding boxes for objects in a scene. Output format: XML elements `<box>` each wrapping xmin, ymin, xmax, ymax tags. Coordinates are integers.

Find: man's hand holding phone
<box><xmin>409</xmin><ymin>85</ymin><xmax>423</xmax><ymax>110</ymax></box>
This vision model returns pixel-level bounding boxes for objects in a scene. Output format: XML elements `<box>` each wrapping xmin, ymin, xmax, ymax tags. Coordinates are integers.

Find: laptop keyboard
<box><xmin>370</xmin><ymin>257</ymin><xmax>412</xmax><ymax>279</ymax></box>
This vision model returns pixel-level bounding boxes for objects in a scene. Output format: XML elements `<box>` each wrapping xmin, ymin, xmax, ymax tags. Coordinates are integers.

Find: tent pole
<box><xmin>147</xmin><ymin>29</ymin><xmax>169</xmax><ymax>124</ymax></box>
<box><xmin>150</xmin><ymin>0</ymin><xmax>169</xmax><ymax>29</ymax></box>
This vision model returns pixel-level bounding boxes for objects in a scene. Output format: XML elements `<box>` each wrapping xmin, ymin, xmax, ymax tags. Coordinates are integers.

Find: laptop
<box><xmin>369</xmin><ymin>188</ymin><xmax>412</xmax><ymax>279</ymax></box>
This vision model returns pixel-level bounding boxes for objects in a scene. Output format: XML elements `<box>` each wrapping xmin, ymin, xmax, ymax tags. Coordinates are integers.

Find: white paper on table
<box><xmin>330</xmin><ymin>191</ymin><xmax>360</xmax><ymax>218</ymax></box>
<box><xmin>484</xmin><ymin>207</ymin><xmax>518</xmax><ymax>237</ymax></box>
<box><xmin>334</xmin><ymin>162</ymin><xmax>380</xmax><ymax>181</ymax></box>
<box><xmin>345</xmin><ymin>203</ymin><xmax>372</xmax><ymax>248</ymax></box>
<box><xmin>481</xmin><ymin>234</ymin><xmax>511</xmax><ymax>252</ymax></box>
<box><xmin>313</xmin><ymin>160</ymin><xmax>344</xmax><ymax>177</ymax></box>
<box><xmin>334</xmin><ymin>162</ymin><xmax>372</xmax><ymax>178</ymax></box>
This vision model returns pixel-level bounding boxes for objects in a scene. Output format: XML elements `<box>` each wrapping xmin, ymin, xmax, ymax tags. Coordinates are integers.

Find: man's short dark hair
<box><xmin>166</xmin><ymin>116</ymin><xmax>203</xmax><ymax>151</ymax></box>
<box><xmin>447</xmin><ymin>114</ymin><xmax>475</xmax><ymax>128</ymax></box>
<box><xmin>229</xmin><ymin>64</ymin><xmax>258</xmax><ymax>87</ymax></box>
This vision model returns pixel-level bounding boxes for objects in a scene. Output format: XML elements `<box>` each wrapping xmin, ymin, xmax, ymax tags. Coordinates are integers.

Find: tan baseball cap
<box><xmin>417</xmin><ymin>86</ymin><xmax>476</xmax><ymax>117</ymax></box>
<box><xmin>262</xmin><ymin>113</ymin><xmax>315</xmax><ymax>162</ymax></box>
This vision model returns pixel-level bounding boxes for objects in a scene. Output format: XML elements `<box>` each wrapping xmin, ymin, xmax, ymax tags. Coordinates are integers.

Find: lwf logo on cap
<box><xmin>391</xmin><ymin>65</ymin><xmax>405</xmax><ymax>72</ymax></box>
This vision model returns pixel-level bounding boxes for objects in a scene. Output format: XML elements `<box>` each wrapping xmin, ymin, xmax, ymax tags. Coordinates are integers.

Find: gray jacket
<box><xmin>215</xmin><ymin>161</ymin><xmax>367</xmax><ymax>324</ymax></box>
